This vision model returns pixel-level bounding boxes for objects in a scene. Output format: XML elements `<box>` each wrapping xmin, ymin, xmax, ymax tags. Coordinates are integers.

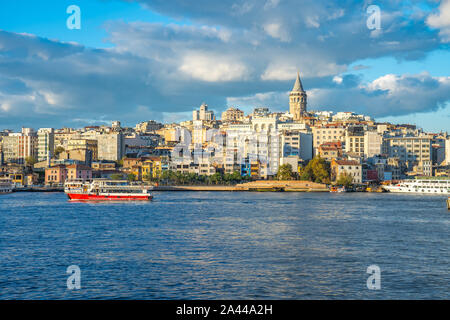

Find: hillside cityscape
<box><xmin>1</xmin><ymin>73</ymin><xmax>449</xmax><ymax>187</ymax></box>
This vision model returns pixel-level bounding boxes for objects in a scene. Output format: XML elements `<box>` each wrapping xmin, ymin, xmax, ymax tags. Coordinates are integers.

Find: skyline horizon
<box><xmin>0</xmin><ymin>1</ymin><xmax>449</xmax><ymax>132</ymax></box>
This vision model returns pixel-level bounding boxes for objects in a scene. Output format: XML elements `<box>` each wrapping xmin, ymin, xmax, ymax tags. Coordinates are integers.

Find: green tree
<box><xmin>277</xmin><ymin>164</ymin><xmax>294</xmax><ymax>180</ymax></box>
<box><xmin>54</xmin><ymin>146</ymin><xmax>65</xmax><ymax>158</ymax></box>
<box><xmin>299</xmin><ymin>156</ymin><xmax>330</xmax><ymax>184</ymax></box>
<box><xmin>127</xmin><ymin>173</ymin><xmax>136</xmax><ymax>182</ymax></box>
<box><xmin>336</xmin><ymin>172</ymin><xmax>353</xmax><ymax>188</ymax></box>
<box><xmin>25</xmin><ymin>156</ymin><xmax>37</xmax><ymax>167</ymax></box>
<box><xmin>110</xmin><ymin>173</ymin><xmax>124</xmax><ymax>180</ymax></box>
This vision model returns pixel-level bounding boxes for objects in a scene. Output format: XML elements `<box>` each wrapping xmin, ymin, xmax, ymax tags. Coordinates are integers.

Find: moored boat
<box><xmin>0</xmin><ymin>178</ymin><xmax>13</xmax><ymax>194</ymax></box>
<box><xmin>65</xmin><ymin>179</ymin><xmax>152</xmax><ymax>201</ymax></box>
<box><xmin>330</xmin><ymin>186</ymin><xmax>347</xmax><ymax>193</ymax></box>
<box><xmin>382</xmin><ymin>177</ymin><xmax>450</xmax><ymax>194</ymax></box>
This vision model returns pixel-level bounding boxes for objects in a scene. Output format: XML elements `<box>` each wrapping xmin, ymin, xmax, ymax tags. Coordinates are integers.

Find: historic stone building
<box><xmin>289</xmin><ymin>72</ymin><xmax>307</xmax><ymax>121</ymax></box>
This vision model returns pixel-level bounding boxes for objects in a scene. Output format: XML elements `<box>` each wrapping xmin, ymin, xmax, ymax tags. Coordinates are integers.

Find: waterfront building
<box><xmin>45</xmin><ymin>164</ymin><xmax>68</xmax><ymax>185</ymax></box>
<box><xmin>331</xmin><ymin>159</ymin><xmax>362</xmax><ymax>184</ymax></box>
<box><xmin>289</xmin><ymin>72</ymin><xmax>307</xmax><ymax>121</ymax></box>
<box><xmin>66</xmin><ymin>164</ymin><xmax>93</xmax><ymax>181</ymax></box>
<box><xmin>142</xmin><ymin>157</ymin><xmax>163</xmax><ymax>180</ymax></box>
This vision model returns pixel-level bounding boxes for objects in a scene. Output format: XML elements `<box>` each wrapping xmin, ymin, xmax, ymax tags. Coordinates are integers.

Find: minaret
<box><xmin>289</xmin><ymin>72</ymin><xmax>307</xmax><ymax>121</ymax></box>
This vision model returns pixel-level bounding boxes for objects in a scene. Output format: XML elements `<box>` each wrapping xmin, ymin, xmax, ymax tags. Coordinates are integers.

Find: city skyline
<box><xmin>0</xmin><ymin>0</ymin><xmax>449</xmax><ymax>132</ymax></box>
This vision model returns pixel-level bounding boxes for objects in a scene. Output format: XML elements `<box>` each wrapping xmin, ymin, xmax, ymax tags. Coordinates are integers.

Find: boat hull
<box><xmin>382</xmin><ymin>185</ymin><xmax>450</xmax><ymax>194</ymax></box>
<box><xmin>67</xmin><ymin>193</ymin><xmax>151</xmax><ymax>201</ymax></box>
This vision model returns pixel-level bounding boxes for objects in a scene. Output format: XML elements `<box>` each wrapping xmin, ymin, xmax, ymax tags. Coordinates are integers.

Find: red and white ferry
<box><xmin>65</xmin><ymin>179</ymin><xmax>152</xmax><ymax>201</ymax></box>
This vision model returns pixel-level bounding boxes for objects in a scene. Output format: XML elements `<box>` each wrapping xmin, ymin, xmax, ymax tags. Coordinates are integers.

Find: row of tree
<box><xmin>156</xmin><ymin>170</ymin><xmax>252</xmax><ymax>185</ymax></box>
<box><xmin>276</xmin><ymin>156</ymin><xmax>354</xmax><ymax>187</ymax></box>
<box><xmin>276</xmin><ymin>156</ymin><xmax>331</xmax><ymax>184</ymax></box>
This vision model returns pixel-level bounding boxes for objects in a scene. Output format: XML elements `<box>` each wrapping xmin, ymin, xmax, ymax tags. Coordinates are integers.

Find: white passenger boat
<box><xmin>0</xmin><ymin>178</ymin><xmax>13</xmax><ymax>194</ymax></box>
<box><xmin>64</xmin><ymin>179</ymin><xmax>153</xmax><ymax>201</ymax></box>
<box><xmin>382</xmin><ymin>178</ymin><xmax>450</xmax><ymax>194</ymax></box>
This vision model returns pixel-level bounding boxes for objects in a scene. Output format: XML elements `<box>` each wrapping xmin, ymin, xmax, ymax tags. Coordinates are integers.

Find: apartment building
<box><xmin>312</xmin><ymin>126</ymin><xmax>346</xmax><ymax>155</ymax></box>
<box><xmin>37</xmin><ymin>128</ymin><xmax>55</xmax><ymax>162</ymax></box>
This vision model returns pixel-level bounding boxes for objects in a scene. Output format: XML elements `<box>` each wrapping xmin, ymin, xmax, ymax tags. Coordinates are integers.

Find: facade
<box><xmin>66</xmin><ymin>164</ymin><xmax>93</xmax><ymax>181</ymax></box>
<box><xmin>331</xmin><ymin>160</ymin><xmax>362</xmax><ymax>184</ymax></box>
<box><xmin>280</xmin><ymin>131</ymin><xmax>313</xmax><ymax>161</ymax></box>
<box><xmin>313</xmin><ymin>126</ymin><xmax>346</xmax><ymax>155</ymax></box>
<box><xmin>364</xmin><ymin>131</ymin><xmax>383</xmax><ymax>159</ymax></box>
<box><xmin>37</xmin><ymin>128</ymin><xmax>55</xmax><ymax>162</ymax></box>
<box><xmin>97</xmin><ymin>133</ymin><xmax>125</xmax><ymax>161</ymax></box>
<box><xmin>446</xmin><ymin>138</ymin><xmax>450</xmax><ymax>165</ymax></box>
<box><xmin>289</xmin><ymin>72</ymin><xmax>307</xmax><ymax>121</ymax></box>
<box><xmin>135</xmin><ymin>121</ymin><xmax>163</xmax><ymax>133</ymax></box>
<box><xmin>221</xmin><ymin>107</ymin><xmax>244</xmax><ymax>123</ymax></box>
<box><xmin>45</xmin><ymin>165</ymin><xmax>68</xmax><ymax>185</ymax></box>
<box><xmin>345</xmin><ymin>126</ymin><xmax>366</xmax><ymax>158</ymax></box>
<box><xmin>2</xmin><ymin>128</ymin><xmax>38</xmax><ymax>164</ymax></box>
<box><xmin>67</xmin><ymin>139</ymin><xmax>98</xmax><ymax>161</ymax></box>
<box><xmin>383</xmin><ymin>136</ymin><xmax>432</xmax><ymax>165</ymax></box>
<box><xmin>193</xmin><ymin>103</ymin><xmax>215</xmax><ymax>121</ymax></box>
<box><xmin>318</xmin><ymin>141</ymin><xmax>343</xmax><ymax>162</ymax></box>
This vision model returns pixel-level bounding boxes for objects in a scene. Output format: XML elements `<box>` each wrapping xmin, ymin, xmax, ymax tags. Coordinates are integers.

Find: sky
<box><xmin>0</xmin><ymin>0</ymin><xmax>449</xmax><ymax>132</ymax></box>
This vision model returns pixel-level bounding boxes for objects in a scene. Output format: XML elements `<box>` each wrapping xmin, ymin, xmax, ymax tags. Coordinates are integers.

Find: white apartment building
<box><xmin>364</xmin><ymin>131</ymin><xmax>383</xmax><ymax>159</ymax></box>
<box><xmin>280</xmin><ymin>131</ymin><xmax>313</xmax><ymax>161</ymax></box>
<box><xmin>37</xmin><ymin>128</ymin><xmax>55</xmax><ymax>162</ymax></box>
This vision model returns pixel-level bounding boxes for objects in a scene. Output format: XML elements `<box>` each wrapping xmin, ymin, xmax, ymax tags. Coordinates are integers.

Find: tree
<box><xmin>54</xmin><ymin>146</ymin><xmax>65</xmax><ymax>158</ymax></box>
<box><xmin>110</xmin><ymin>173</ymin><xmax>124</xmax><ymax>180</ymax></box>
<box><xmin>336</xmin><ymin>172</ymin><xmax>353</xmax><ymax>188</ymax></box>
<box><xmin>116</xmin><ymin>157</ymin><xmax>125</xmax><ymax>167</ymax></box>
<box><xmin>25</xmin><ymin>156</ymin><xmax>37</xmax><ymax>167</ymax></box>
<box><xmin>299</xmin><ymin>156</ymin><xmax>330</xmax><ymax>184</ymax></box>
<box><xmin>277</xmin><ymin>164</ymin><xmax>294</xmax><ymax>180</ymax></box>
<box><xmin>127</xmin><ymin>173</ymin><xmax>136</xmax><ymax>182</ymax></box>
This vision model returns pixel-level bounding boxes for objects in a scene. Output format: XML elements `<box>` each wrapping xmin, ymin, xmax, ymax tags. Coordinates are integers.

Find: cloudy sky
<box><xmin>0</xmin><ymin>0</ymin><xmax>449</xmax><ymax>132</ymax></box>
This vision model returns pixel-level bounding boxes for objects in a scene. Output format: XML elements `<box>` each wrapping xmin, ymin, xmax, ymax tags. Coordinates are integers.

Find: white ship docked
<box><xmin>0</xmin><ymin>178</ymin><xmax>13</xmax><ymax>194</ymax></box>
<box><xmin>64</xmin><ymin>179</ymin><xmax>153</xmax><ymax>201</ymax></box>
<box><xmin>382</xmin><ymin>178</ymin><xmax>450</xmax><ymax>194</ymax></box>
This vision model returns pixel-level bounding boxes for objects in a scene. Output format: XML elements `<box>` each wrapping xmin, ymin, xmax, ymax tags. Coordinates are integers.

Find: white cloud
<box><xmin>178</xmin><ymin>52</ymin><xmax>248</xmax><ymax>82</ymax></box>
<box><xmin>426</xmin><ymin>0</ymin><xmax>450</xmax><ymax>42</ymax></box>
<box><xmin>263</xmin><ymin>22</ymin><xmax>291</xmax><ymax>42</ymax></box>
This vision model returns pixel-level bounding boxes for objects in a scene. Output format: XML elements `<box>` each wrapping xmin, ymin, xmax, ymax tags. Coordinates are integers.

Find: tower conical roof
<box><xmin>292</xmin><ymin>72</ymin><xmax>304</xmax><ymax>92</ymax></box>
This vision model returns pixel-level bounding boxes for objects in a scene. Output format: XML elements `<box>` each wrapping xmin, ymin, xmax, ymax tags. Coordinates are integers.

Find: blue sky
<box><xmin>0</xmin><ymin>0</ymin><xmax>449</xmax><ymax>132</ymax></box>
